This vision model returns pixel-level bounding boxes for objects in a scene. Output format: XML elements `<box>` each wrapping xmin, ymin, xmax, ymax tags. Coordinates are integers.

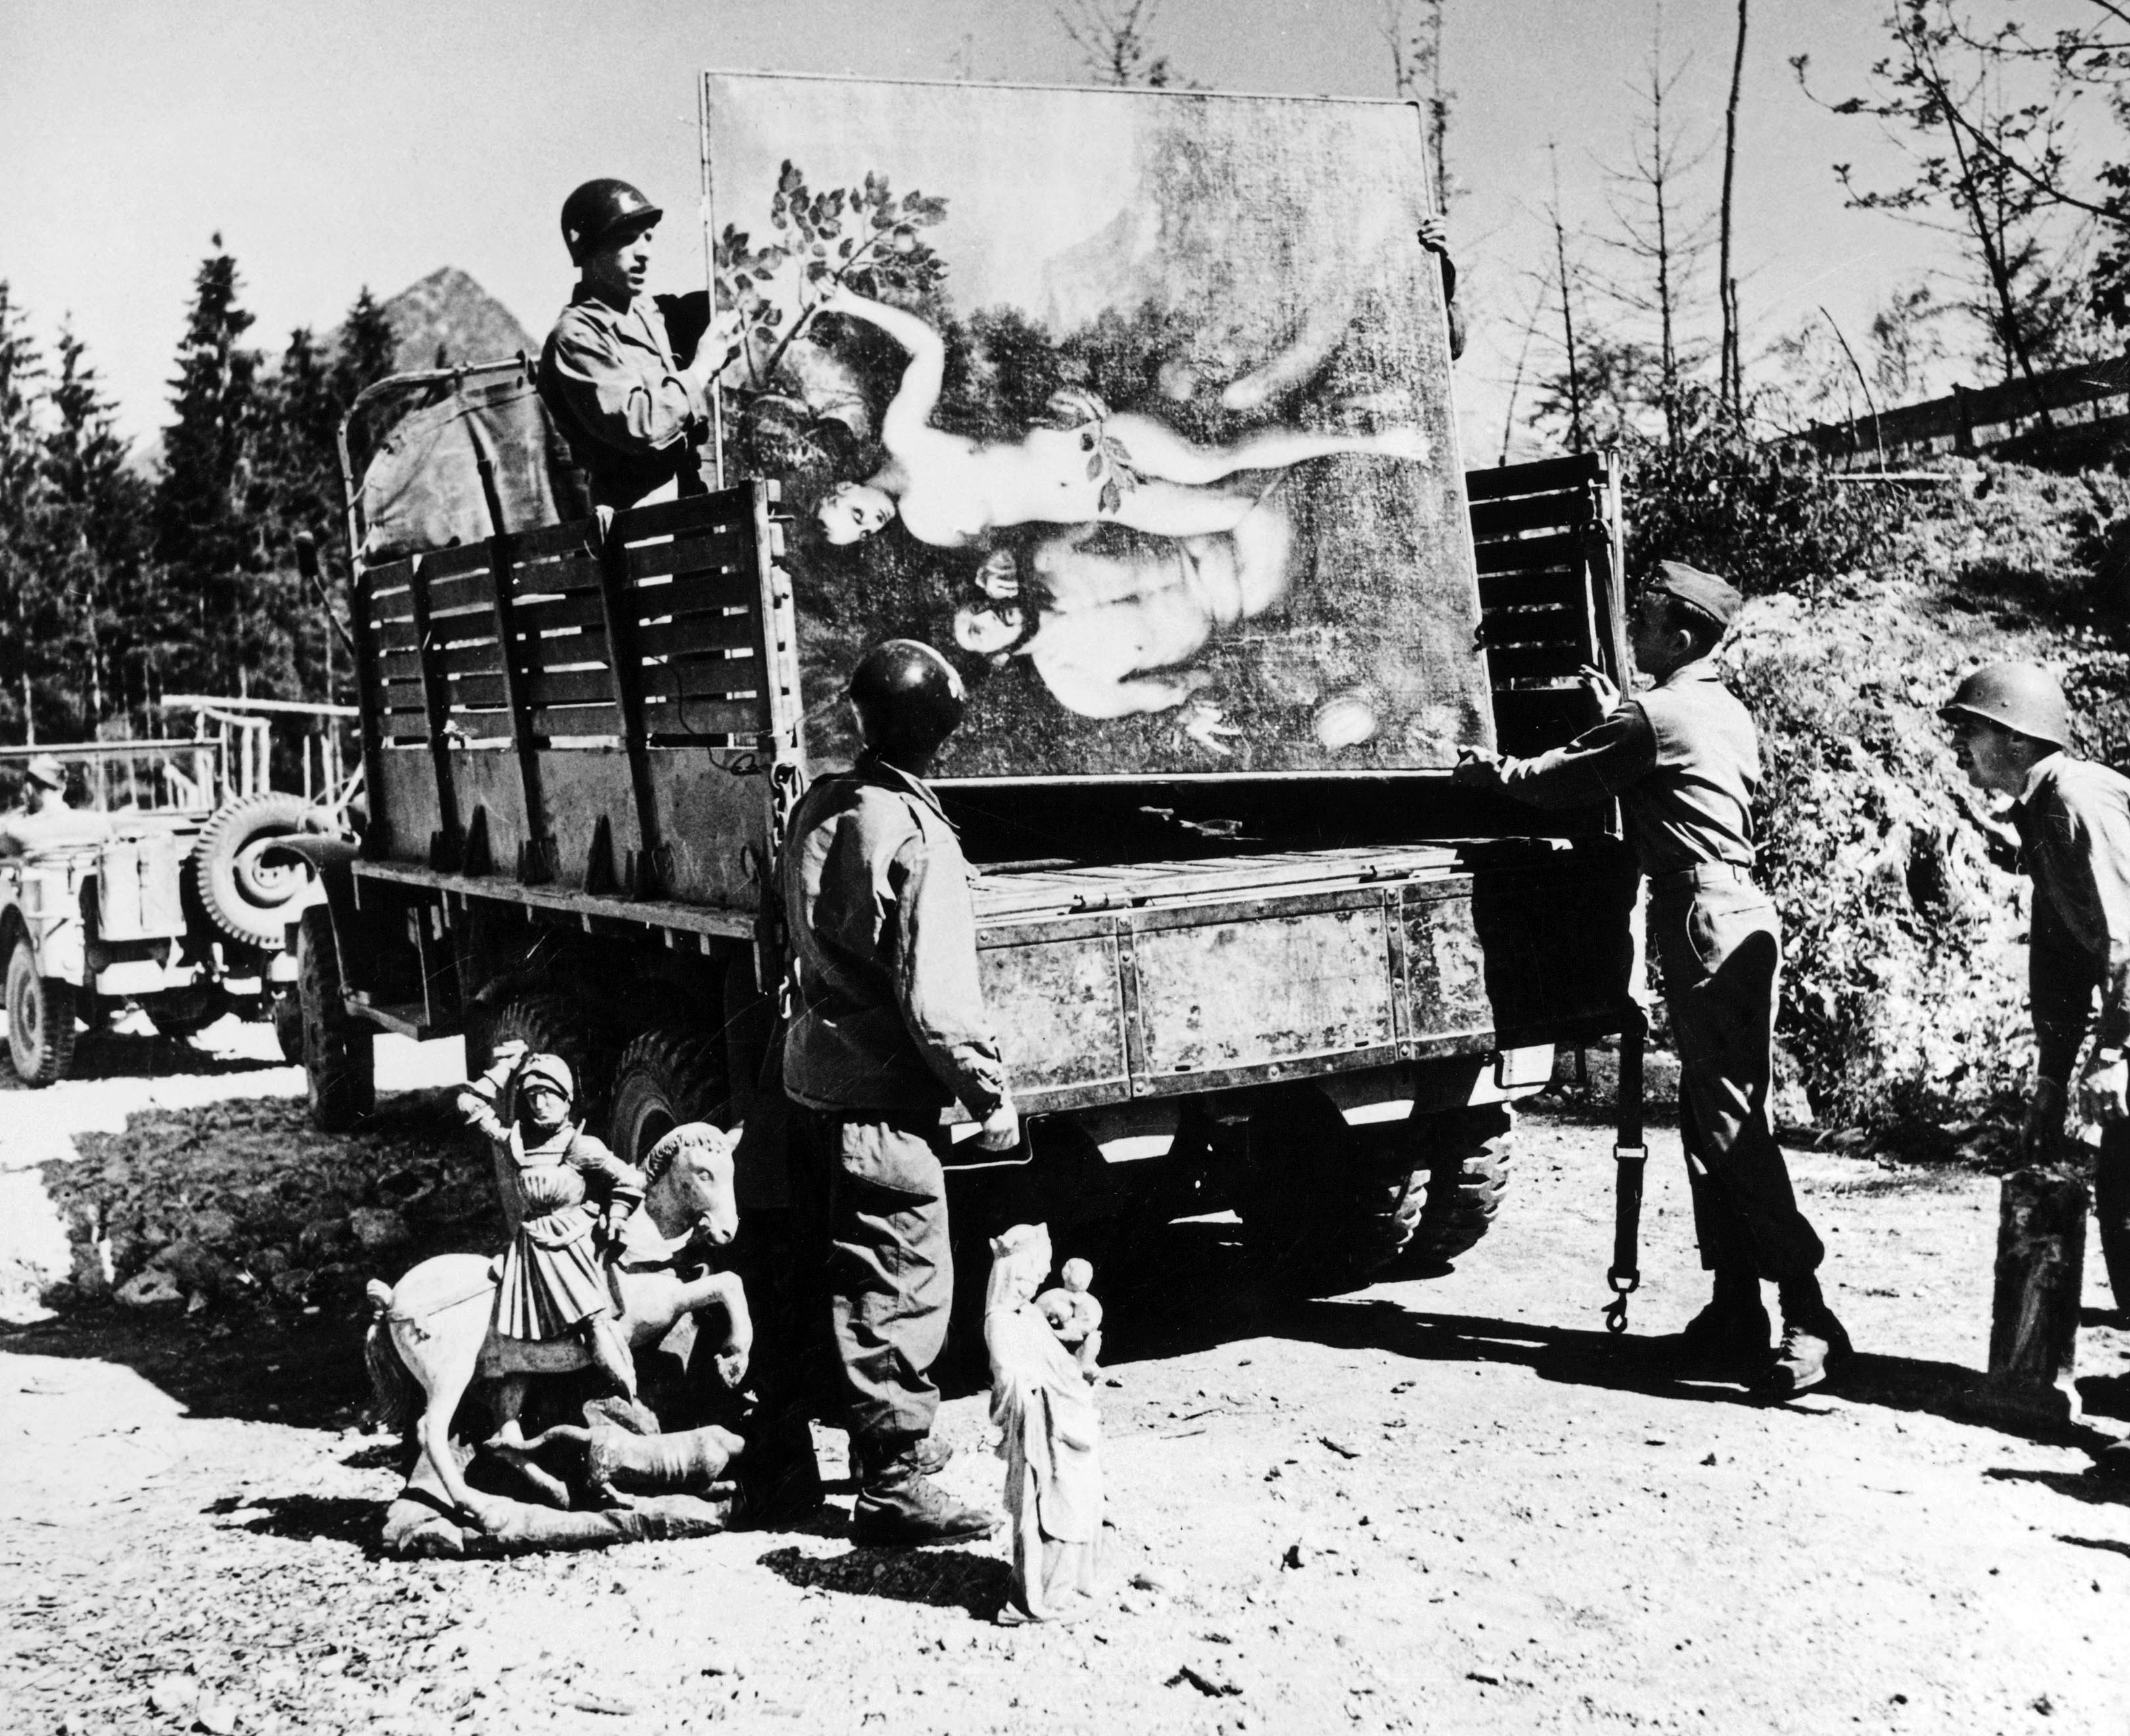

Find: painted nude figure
<box><xmin>809</xmin><ymin>286</ymin><xmax>1429</xmax><ymax>550</ymax></box>
<box><xmin>950</xmin><ymin>502</ymin><xmax>1292</xmax><ymax>751</ymax></box>
<box><xmin>985</xmin><ymin>1223</ymin><xmax>1103</xmax><ymax>1622</ymax></box>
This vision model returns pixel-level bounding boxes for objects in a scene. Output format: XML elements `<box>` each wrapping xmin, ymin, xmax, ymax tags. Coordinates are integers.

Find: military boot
<box><xmin>1663</xmin><ymin>1270</ymin><xmax>1769</xmax><ymax>1374</ymax></box>
<box><xmin>1752</xmin><ymin>1277</ymin><xmax>1853</xmax><ymax>1399</ymax></box>
<box><xmin>849</xmin><ymin>1443</ymin><xmax>999</xmax><ymax>1548</ymax></box>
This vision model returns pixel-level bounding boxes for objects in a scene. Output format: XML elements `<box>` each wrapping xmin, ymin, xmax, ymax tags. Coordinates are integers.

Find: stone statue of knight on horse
<box><xmin>364</xmin><ymin>1043</ymin><xmax>751</xmax><ymax>1529</ymax></box>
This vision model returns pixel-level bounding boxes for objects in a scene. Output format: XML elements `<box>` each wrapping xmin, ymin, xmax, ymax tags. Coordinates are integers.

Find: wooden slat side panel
<box><xmin>635</xmin><ymin>653</ymin><xmax>765</xmax><ymax>701</ymax></box>
<box><xmin>426</xmin><ymin>571</ymin><xmax>498</xmax><ymax>619</ymax></box>
<box><xmin>511</xmin><ymin>590</ymin><xmax>610</xmax><ymax>635</ymax></box>
<box><xmin>1463</xmin><ymin>454</ymin><xmax>1603</xmax><ymax>503</ymax></box>
<box><xmin>1470</xmin><ymin>488</ymin><xmax>1593</xmax><ymax>542</ymax></box>
<box><xmin>1479</xmin><ymin>569</ymin><xmax>1587</xmax><ymax>611</ymax></box>
<box><xmin>524</xmin><ymin>666</ymin><xmax>625</xmax><ymax>710</ymax></box>
<box><xmin>614</xmin><ymin>491</ymin><xmax>755</xmax><ymax>543</ymax></box>
<box><xmin>1486</xmin><ymin>642</ymin><xmax>1587</xmax><ymax>683</ymax></box>
<box><xmin>1492</xmin><ymin>687</ymin><xmax>1599</xmax><ymax>759</ymax></box>
<box><xmin>509</xmin><ymin>550</ymin><xmax>605</xmax><ymax>597</ymax></box>
<box><xmin>531</xmin><ymin>703</ymin><xmax>625</xmax><ymax>739</ymax></box>
<box><xmin>1474</xmin><ymin>530</ymin><xmax>1584</xmax><ymax>576</ymax></box>
<box><xmin>414</xmin><ymin>542</ymin><xmax>496</xmax><ymax>582</ymax></box>
<box><xmin>635</xmin><ymin>612</ymin><xmax>757</xmax><ymax>659</ymax></box>
<box><xmin>371</xmin><ymin>613</ymin><xmax>421</xmax><ymax>651</ymax></box>
<box><xmin>642</xmin><ymin>695</ymin><xmax>770</xmax><ymax>738</ymax></box>
<box><xmin>628</xmin><ymin>532</ymin><xmax>752</xmax><ymax>584</ymax></box>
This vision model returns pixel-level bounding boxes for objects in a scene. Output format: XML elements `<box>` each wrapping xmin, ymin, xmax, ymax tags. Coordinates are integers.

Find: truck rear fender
<box><xmin>266</xmin><ymin>835</ymin><xmax>362</xmax><ymax>973</ymax></box>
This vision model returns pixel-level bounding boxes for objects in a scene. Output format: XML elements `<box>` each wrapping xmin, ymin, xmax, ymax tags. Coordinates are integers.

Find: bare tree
<box><xmin>1058</xmin><ymin>0</ymin><xmax>1179</xmax><ymax>87</ymax></box>
<box><xmin>1795</xmin><ymin>2</ymin><xmax>2122</xmax><ymax>413</ymax></box>
<box><xmin>1546</xmin><ymin>141</ymin><xmax>1588</xmax><ymax>453</ymax></box>
<box><xmin>1380</xmin><ymin>0</ymin><xmax>1453</xmax><ymax>212</ymax></box>
<box><xmin>1717</xmin><ymin>0</ymin><xmax>1749</xmax><ymax>417</ymax></box>
<box><xmin>1600</xmin><ymin>29</ymin><xmax>1715</xmax><ymax>452</ymax></box>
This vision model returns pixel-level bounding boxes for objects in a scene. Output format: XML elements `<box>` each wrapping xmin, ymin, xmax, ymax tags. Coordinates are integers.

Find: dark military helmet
<box><xmin>1939</xmin><ymin>660</ymin><xmax>2070</xmax><ymax>749</ymax></box>
<box><xmin>849</xmin><ymin>640</ymin><xmax>967</xmax><ymax>767</ymax></box>
<box><xmin>559</xmin><ymin>178</ymin><xmax>662</xmax><ymax>264</ymax></box>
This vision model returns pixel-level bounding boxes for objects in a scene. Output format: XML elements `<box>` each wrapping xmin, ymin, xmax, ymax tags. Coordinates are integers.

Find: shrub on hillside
<box><xmin>1724</xmin><ymin>594</ymin><xmax>2033</xmax><ymax>1151</ymax></box>
<box><xmin>1619</xmin><ymin>409</ymin><xmax>1916</xmax><ymax>599</ymax></box>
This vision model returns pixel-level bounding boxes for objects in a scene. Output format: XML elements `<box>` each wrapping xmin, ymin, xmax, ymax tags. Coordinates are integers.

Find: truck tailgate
<box><xmin>971</xmin><ymin>841</ymin><xmax>1632</xmax><ymax>1114</ymax></box>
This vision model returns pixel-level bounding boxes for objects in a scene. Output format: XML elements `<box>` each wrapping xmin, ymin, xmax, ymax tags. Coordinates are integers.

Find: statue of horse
<box><xmin>364</xmin><ymin>1121</ymin><xmax>750</xmax><ymax>1528</ymax></box>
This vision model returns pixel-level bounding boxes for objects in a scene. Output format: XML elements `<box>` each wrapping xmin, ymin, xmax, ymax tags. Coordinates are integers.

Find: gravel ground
<box><xmin>3</xmin><ymin>1027</ymin><xmax>2129</xmax><ymax>1734</ymax></box>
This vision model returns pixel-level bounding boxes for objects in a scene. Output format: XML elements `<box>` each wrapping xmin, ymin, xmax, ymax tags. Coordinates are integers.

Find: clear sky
<box><xmin>0</xmin><ymin>0</ymin><xmax>2021</xmax><ymax>461</ymax></box>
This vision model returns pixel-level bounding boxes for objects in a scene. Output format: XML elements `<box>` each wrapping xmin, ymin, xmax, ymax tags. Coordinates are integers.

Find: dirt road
<box><xmin>3</xmin><ymin>1032</ymin><xmax>2127</xmax><ymax>1734</ymax></box>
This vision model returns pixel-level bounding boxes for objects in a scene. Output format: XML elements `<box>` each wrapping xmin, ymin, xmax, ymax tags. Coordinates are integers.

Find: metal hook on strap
<box><xmin>1603</xmin><ymin>1136</ymin><xmax>1648</xmax><ymax>1334</ymax></box>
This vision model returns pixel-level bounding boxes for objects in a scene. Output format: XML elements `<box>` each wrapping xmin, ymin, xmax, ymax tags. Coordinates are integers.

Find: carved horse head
<box><xmin>642</xmin><ymin>1122</ymin><xmax>740</xmax><ymax>1248</ymax></box>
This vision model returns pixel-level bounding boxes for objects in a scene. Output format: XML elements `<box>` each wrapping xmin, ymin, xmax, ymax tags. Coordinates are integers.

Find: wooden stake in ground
<box><xmin>1984</xmin><ymin>1165</ymin><xmax>2088</xmax><ymax>1426</ymax></box>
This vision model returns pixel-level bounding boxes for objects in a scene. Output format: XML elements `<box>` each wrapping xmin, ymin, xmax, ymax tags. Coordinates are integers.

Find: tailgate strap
<box><xmin>1603</xmin><ymin>1000</ymin><xmax>1649</xmax><ymax>1335</ymax></box>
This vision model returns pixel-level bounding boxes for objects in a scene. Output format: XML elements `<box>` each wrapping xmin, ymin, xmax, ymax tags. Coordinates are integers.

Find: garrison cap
<box><xmin>23</xmin><ymin>754</ymin><xmax>64</xmax><ymax>790</ymax></box>
<box><xmin>516</xmin><ymin>1052</ymin><xmax>575</xmax><ymax>1101</ymax></box>
<box><xmin>1647</xmin><ymin>561</ymin><xmax>1742</xmax><ymax>628</ymax></box>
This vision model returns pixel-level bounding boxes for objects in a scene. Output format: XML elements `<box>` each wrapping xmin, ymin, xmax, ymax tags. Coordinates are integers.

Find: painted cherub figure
<box><xmin>1034</xmin><ymin>1257</ymin><xmax>1104</xmax><ymax>1379</ymax></box>
<box><xmin>458</xmin><ymin>1040</ymin><xmax>646</xmax><ymax>1442</ymax></box>
<box><xmin>985</xmin><ymin>1224</ymin><xmax>1102</xmax><ymax>1624</ymax></box>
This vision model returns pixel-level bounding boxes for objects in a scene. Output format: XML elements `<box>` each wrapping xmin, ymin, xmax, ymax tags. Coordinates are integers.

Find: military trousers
<box><xmin>1649</xmin><ymin>865</ymin><xmax>1825</xmax><ymax>1284</ymax></box>
<box><xmin>788</xmin><ymin>1105</ymin><xmax>955</xmax><ymax>1453</ymax></box>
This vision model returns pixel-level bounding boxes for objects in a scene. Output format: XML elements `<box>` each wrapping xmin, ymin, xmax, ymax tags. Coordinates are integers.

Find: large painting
<box><xmin>701</xmin><ymin>72</ymin><xmax>1490</xmax><ymax>778</ymax></box>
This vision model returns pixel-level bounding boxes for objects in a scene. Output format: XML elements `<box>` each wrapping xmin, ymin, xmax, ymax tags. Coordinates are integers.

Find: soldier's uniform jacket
<box><xmin>782</xmin><ymin>754</ymin><xmax>1007</xmax><ymax>1119</ymax></box>
<box><xmin>538</xmin><ymin>286</ymin><xmax>713</xmax><ymax>510</ymax></box>
<box><xmin>2011</xmin><ymin>752</ymin><xmax>2130</xmax><ymax>1084</ymax></box>
<box><xmin>1495</xmin><ymin>659</ymin><xmax>1759</xmax><ymax>876</ymax></box>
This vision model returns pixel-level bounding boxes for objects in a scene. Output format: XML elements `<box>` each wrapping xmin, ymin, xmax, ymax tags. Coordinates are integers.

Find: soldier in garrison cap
<box><xmin>537</xmin><ymin>178</ymin><xmax>745</xmax><ymax>512</ymax></box>
<box><xmin>1457</xmin><ymin>561</ymin><xmax>1851</xmax><ymax>1397</ymax></box>
<box><xmin>1939</xmin><ymin>663</ymin><xmax>2130</xmax><ymax>1405</ymax></box>
<box><xmin>0</xmin><ymin>754</ymin><xmax>74</xmax><ymax>859</ymax></box>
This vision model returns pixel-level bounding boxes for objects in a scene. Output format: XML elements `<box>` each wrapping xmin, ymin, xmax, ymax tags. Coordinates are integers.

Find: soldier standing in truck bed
<box><xmin>1455</xmin><ymin>562</ymin><xmax>1851</xmax><ymax>1397</ymax></box>
<box><xmin>782</xmin><ymin>640</ymin><xmax>1022</xmax><ymax>1545</ymax></box>
<box><xmin>537</xmin><ymin>177</ymin><xmax>741</xmax><ymax>511</ymax></box>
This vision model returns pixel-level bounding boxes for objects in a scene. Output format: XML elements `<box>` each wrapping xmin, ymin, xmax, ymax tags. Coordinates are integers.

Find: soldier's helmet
<box><xmin>1939</xmin><ymin>661</ymin><xmax>2070</xmax><ymax>749</ymax></box>
<box><xmin>848</xmin><ymin>640</ymin><xmax>967</xmax><ymax>767</ymax></box>
<box><xmin>560</xmin><ymin>179</ymin><xmax>663</xmax><ymax>264</ymax></box>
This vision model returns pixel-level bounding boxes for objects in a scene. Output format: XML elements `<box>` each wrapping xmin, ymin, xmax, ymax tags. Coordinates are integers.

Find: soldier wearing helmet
<box><xmin>1456</xmin><ymin>562</ymin><xmax>1849</xmax><ymax>1397</ymax></box>
<box><xmin>537</xmin><ymin>177</ymin><xmax>744</xmax><ymax>511</ymax></box>
<box><xmin>779</xmin><ymin>640</ymin><xmax>1015</xmax><ymax>1547</ymax></box>
<box><xmin>1940</xmin><ymin>661</ymin><xmax>2130</xmax><ymax>1292</ymax></box>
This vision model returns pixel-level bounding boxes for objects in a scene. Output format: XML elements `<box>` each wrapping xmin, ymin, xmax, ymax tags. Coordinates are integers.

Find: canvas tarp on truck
<box><xmin>701</xmin><ymin>72</ymin><xmax>1488</xmax><ymax>779</ymax></box>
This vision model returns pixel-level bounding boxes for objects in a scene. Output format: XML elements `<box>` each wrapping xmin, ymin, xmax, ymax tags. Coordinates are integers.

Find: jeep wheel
<box><xmin>298</xmin><ymin>906</ymin><xmax>373</xmax><ymax>1131</ymax></box>
<box><xmin>607</xmin><ymin>1027</ymin><xmax>732</xmax><ymax>1163</ymax></box>
<box><xmin>1237</xmin><ymin>1086</ymin><xmax>1429</xmax><ymax>1292</ymax></box>
<box><xmin>5</xmin><ymin>941</ymin><xmax>77</xmax><ymax>1085</ymax></box>
<box><xmin>193</xmin><ymin>793</ymin><xmax>315</xmax><ymax>949</ymax></box>
<box><xmin>1404</xmin><ymin>1103</ymin><xmax>1515</xmax><ymax>1270</ymax></box>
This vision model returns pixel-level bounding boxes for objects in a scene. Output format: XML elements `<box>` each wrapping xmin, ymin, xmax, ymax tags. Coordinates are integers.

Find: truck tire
<box><xmin>1238</xmin><ymin>1086</ymin><xmax>1430</xmax><ymax>1291</ymax></box>
<box><xmin>485</xmin><ymin>994</ymin><xmax>613</xmax><ymax>1125</ymax></box>
<box><xmin>298</xmin><ymin>906</ymin><xmax>373</xmax><ymax>1130</ymax></box>
<box><xmin>607</xmin><ymin>1027</ymin><xmax>732</xmax><ymax>1163</ymax></box>
<box><xmin>5</xmin><ymin>941</ymin><xmax>77</xmax><ymax>1086</ymax></box>
<box><xmin>272</xmin><ymin>991</ymin><xmax>304</xmax><ymax>1064</ymax></box>
<box><xmin>193</xmin><ymin>793</ymin><xmax>315</xmax><ymax>949</ymax></box>
<box><xmin>1405</xmin><ymin>1103</ymin><xmax>1515</xmax><ymax>1269</ymax></box>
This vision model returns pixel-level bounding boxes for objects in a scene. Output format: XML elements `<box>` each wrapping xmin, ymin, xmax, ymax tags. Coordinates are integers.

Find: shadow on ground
<box><xmin>757</xmin><ymin>1538</ymin><xmax>1014</xmax><ymax>1616</ymax></box>
<box><xmin>0</xmin><ymin>1029</ymin><xmax>287</xmax><ymax>1089</ymax></box>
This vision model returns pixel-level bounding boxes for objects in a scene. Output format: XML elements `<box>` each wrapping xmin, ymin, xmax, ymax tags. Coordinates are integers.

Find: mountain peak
<box><xmin>360</xmin><ymin>266</ymin><xmax>534</xmax><ymax>374</ymax></box>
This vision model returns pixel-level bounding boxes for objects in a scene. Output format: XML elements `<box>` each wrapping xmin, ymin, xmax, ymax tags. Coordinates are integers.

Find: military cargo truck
<box><xmin>293</xmin><ymin>339</ymin><xmax>1634</xmax><ymax>1285</ymax></box>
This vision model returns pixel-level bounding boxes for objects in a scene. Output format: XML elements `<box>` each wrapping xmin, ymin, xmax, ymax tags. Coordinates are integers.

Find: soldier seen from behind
<box><xmin>538</xmin><ymin>177</ymin><xmax>743</xmax><ymax>511</ymax></box>
<box><xmin>1456</xmin><ymin>562</ymin><xmax>1851</xmax><ymax>1397</ymax></box>
<box><xmin>1939</xmin><ymin>662</ymin><xmax>2130</xmax><ymax>1317</ymax></box>
<box><xmin>782</xmin><ymin>640</ymin><xmax>1021</xmax><ymax>1546</ymax></box>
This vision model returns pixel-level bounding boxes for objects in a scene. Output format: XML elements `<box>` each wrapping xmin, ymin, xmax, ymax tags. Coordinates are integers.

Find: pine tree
<box><xmin>44</xmin><ymin>327</ymin><xmax>153</xmax><ymax>732</ymax></box>
<box><xmin>154</xmin><ymin>235</ymin><xmax>278</xmax><ymax>702</ymax></box>
<box><xmin>0</xmin><ymin>283</ymin><xmax>52</xmax><ymax>741</ymax></box>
